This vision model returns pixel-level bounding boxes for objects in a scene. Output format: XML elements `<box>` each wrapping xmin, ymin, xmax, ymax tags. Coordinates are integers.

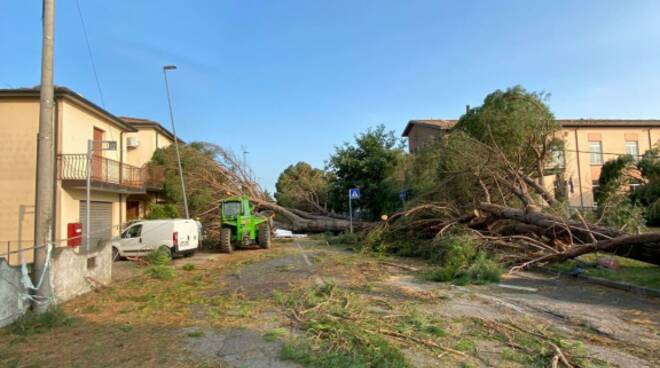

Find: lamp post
<box><xmin>86</xmin><ymin>139</ymin><xmax>116</xmax><ymax>252</ymax></box>
<box><xmin>163</xmin><ymin>65</ymin><xmax>189</xmax><ymax>219</ymax></box>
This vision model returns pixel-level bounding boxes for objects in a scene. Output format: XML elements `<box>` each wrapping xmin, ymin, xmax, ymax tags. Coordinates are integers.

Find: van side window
<box><xmin>126</xmin><ymin>224</ymin><xmax>142</xmax><ymax>238</ymax></box>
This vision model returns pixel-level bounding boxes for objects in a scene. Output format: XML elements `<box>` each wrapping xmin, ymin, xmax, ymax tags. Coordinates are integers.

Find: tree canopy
<box><xmin>326</xmin><ymin>125</ymin><xmax>406</xmax><ymax>220</ymax></box>
<box><xmin>275</xmin><ymin>162</ymin><xmax>330</xmax><ymax>213</ymax></box>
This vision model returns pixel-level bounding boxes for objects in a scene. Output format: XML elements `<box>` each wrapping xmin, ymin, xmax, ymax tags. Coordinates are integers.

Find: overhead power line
<box><xmin>75</xmin><ymin>0</ymin><xmax>105</xmax><ymax>108</ymax></box>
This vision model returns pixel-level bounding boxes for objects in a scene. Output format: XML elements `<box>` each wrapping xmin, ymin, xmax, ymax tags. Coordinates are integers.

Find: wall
<box><xmin>0</xmin><ymin>99</ymin><xmax>39</xmax><ymax>265</ymax></box>
<box><xmin>0</xmin><ymin>259</ymin><xmax>29</xmax><ymax>328</ymax></box>
<box><xmin>125</xmin><ymin>127</ymin><xmax>173</xmax><ymax>167</ymax></box>
<box><xmin>56</xmin><ymin>188</ymin><xmax>123</xmax><ymax>245</ymax></box>
<box><xmin>58</xmin><ymin>99</ymin><xmax>126</xmax><ymax>161</ymax></box>
<box><xmin>407</xmin><ymin>125</ymin><xmax>445</xmax><ymax>153</ymax></box>
<box><xmin>49</xmin><ymin>241</ymin><xmax>112</xmax><ymax>304</ymax></box>
<box><xmin>561</xmin><ymin>127</ymin><xmax>659</xmax><ymax>208</ymax></box>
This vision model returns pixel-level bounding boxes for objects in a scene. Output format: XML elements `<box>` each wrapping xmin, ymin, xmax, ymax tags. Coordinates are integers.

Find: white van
<box><xmin>112</xmin><ymin>219</ymin><xmax>199</xmax><ymax>260</ymax></box>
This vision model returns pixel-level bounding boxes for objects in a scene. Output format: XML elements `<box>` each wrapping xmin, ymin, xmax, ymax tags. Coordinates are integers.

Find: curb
<box><xmin>532</xmin><ymin>266</ymin><xmax>660</xmax><ymax>298</ymax></box>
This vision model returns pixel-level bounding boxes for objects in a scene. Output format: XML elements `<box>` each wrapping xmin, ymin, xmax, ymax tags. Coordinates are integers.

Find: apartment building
<box><xmin>0</xmin><ymin>87</ymin><xmax>173</xmax><ymax>265</ymax></box>
<box><xmin>402</xmin><ymin>119</ymin><xmax>660</xmax><ymax>209</ymax></box>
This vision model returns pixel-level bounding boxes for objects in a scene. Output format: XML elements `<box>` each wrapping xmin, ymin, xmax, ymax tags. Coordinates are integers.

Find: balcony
<box><xmin>57</xmin><ymin>154</ymin><xmax>163</xmax><ymax>193</ymax></box>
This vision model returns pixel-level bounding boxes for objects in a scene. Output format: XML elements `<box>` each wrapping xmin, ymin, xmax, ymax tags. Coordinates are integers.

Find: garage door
<box><xmin>79</xmin><ymin>201</ymin><xmax>112</xmax><ymax>253</ymax></box>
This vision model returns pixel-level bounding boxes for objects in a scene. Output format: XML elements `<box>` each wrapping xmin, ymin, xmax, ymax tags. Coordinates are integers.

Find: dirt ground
<box><xmin>1</xmin><ymin>239</ymin><xmax>658</xmax><ymax>367</ymax></box>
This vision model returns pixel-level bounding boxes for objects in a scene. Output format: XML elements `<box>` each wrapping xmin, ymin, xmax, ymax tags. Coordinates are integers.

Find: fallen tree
<box><xmin>149</xmin><ymin>142</ymin><xmax>362</xmax><ymax>238</ymax></box>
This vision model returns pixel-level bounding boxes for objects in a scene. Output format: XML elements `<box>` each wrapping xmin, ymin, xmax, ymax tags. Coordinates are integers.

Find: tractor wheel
<box><xmin>257</xmin><ymin>223</ymin><xmax>271</xmax><ymax>249</ymax></box>
<box><xmin>219</xmin><ymin>227</ymin><xmax>233</xmax><ymax>253</ymax></box>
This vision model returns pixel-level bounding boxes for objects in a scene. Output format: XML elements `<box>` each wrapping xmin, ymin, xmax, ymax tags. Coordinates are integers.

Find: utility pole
<box><xmin>163</xmin><ymin>65</ymin><xmax>189</xmax><ymax>219</ymax></box>
<box><xmin>33</xmin><ymin>0</ymin><xmax>56</xmax><ymax>313</ymax></box>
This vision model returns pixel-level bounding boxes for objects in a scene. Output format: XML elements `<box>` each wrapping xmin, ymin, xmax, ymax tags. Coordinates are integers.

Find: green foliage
<box><xmin>420</xmin><ymin>233</ymin><xmax>503</xmax><ymax>285</ymax></box>
<box><xmin>277</xmin><ymin>283</ymin><xmax>410</xmax><ymax>368</ymax></box>
<box><xmin>150</xmin><ymin>142</ymin><xmax>225</xmax><ymax>217</ymax></box>
<box><xmin>595</xmin><ymin>154</ymin><xmax>635</xmax><ymax>205</ymax></box>
<box><xmin>275</xmin><ymin>162</ymin><xmax>330</xmax><ymax>212</ymax></box>
<box><xmin>145</xmin><ymin>246</ymin><xmax>176</xmax><ymax>280</ymax></box>
<box><xmin>144</xmin><ymin>203</ymin><xmax>179</xmax><ymax>219</ymax></box>
<box><xmin>597</xmin><ymin>198</ymin><xmax>646</xmax><ymax>234</ymax></box>
<box><xmin>326</xmin><ymin>125</ymin><xmax>406</xmax><ymax>220</ymax></box>
<box><xmin>9</xmin><ymin>307</ymin><xmax>76</xmax><ymax>336</ymax></box>
<box><xmin>454</xmin><ymin>85</ymin><xmax>560</xmax><ymax>172</ymax></box>
<box><xmin>182</xmin><ymin>263</ymin><xmax>195</xmax><ymax>271</ymax></box>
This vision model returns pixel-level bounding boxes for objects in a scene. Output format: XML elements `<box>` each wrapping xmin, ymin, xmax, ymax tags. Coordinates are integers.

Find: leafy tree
<box><xmin>145</xmin><ymin>203</ymin><xmax>179</xmax><ymax>219</ymax></box>
<box><xmin>150</xmin><ymin>142</ymin><xmax>227</xmax><ymax>216</ymax></box>
<box><xmin>275</xmin><ymin>162</ymin><xmax>330</xmax><ymax>213</ymax></box>
<box><xmin>454</xmin><ymin>85</ymin><xmax>562</xmax><ymax>186</ymax></box>
<box><xmin>326</xmin><ymin>125</ymin><xmax>406</xmax><ymax>220</ymax></box>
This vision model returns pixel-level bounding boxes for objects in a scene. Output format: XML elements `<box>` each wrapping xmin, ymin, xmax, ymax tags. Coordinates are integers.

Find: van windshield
<box><xmin>223</xmin><ymin>201</ymin><xmax>242</xmax><ymax>218</ymax></box>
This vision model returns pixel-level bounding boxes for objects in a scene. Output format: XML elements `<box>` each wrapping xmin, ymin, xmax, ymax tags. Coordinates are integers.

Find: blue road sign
<box><xmin>399</xmin><ymin>190</ymin><xmax>407</xmax><ymax>201</ymax></box>
<box><xmin>349</xmin><ymin>188</ymin><xmax>361</xmax><ymax>200</ymax></box>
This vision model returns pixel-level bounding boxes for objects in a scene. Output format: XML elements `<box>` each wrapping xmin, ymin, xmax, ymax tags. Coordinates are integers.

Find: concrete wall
<box><xmin>0</xmin><ymin>98</ymin><xmax>39</xmax><ymax>265</ymax></box>
<box><xmin>0</xmin><ymin>258</ymin><xmax>29</xmax><ymax>328</ymax></box>
<box><xmin>49</xmin><ymin>241</ymin><xmax>112</xmax><ymax>304</ymax></box>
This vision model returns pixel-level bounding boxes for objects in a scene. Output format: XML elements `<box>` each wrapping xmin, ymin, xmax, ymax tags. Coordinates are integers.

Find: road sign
<box><xmin>349</xmin><ymin>188</ymin><xmax>361</xmax><ymax>200</ymax></box>
<box><xmin>399</xmin><ymin>190</ymin><xmax>407</xmax><ymax>201</ymax></box>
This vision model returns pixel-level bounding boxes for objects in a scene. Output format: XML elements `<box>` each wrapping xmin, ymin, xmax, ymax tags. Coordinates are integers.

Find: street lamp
<box><xmin>86</xmin><ymin>139</ymin><xmax>116</xmax><ymax>252</ymax></box>
<box><xmin>163</xmin><ymin>64</ymin><xmax>190</xmax><ymax>219</ymax></box>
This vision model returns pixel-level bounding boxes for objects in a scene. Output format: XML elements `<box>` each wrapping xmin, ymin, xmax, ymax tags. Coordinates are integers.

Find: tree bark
<box><xmin>517</xmin><ymin>232</ymin><xmax>660</xmax><ymax>268</ymax></box>
<box><xmin>478</xmin><ymin>202</ymin><xmax>660</xmax><ymax>265</ymax></box>
<box><xmin>253</xmin><ymin>199</ymin><xmax>370</xmax><ymax>233</ymax></box>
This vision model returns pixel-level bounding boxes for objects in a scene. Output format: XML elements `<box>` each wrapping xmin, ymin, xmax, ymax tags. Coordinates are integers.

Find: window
<box><xmin>550</xmin><ymin>149</ymin><xmax>565</xmax><ymax>168</ymax></box>
<box><xmin>592</xmin><ymin>180</ymin><xmax>600</xmax><ymax>207</ymax></box>
<box><xmin>222</xmin><ymin>201</ymin><xmax>242</xmax><ymax>218</ymax></box>
<box><xmin>589</xmin><ymin>141</ymin><xmax>603</xmax><ymax>165</ymax></box>
<box><xmin>625</xmin><ymin>141</ymin><xmax>639</xmax><ymax>159</ymax></box>
<box><xmin>123</xmin><ymin>224</ymin><xmax>142</xmax><ymax>238</ymax></box>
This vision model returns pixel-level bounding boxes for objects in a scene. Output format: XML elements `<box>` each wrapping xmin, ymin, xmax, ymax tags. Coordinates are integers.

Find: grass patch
<box><xmin>276</xmin><ymin>283</ymin><xmax>410</xmax><ymax>368</ymax></box>
<box><xmin>182</xmin><ymin>263</ymin><xmax>196</xmax><ymax>271</ymax></box>
<box><xmin>550</xmin><ymin>254</ymin><xmax>660</xmax><ymax>289</ymax></box>
<box><xmin>9</xmin><ymin>306</ymin><xmax>76</xmax><ymax>336</ymax></box>
<box><xmin>187</xmin><ymin>330</ymin><xmax>205</xmax><ymax>338</ymax></box>
<box><xmin>263</xmin><ymin>327</ymin><xmax>288</xmax><ymax>342</ymax></box>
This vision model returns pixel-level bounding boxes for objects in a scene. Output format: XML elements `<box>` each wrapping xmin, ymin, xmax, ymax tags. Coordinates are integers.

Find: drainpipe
<box><xmin>573</xmin><ymin>129</ymin><xmax>584</xmax><ymax>209</ymax></box>
<box><xmin>648</xmin><ymin>128</ymin><xmax>653</xmax><ymax>152</ymax></box>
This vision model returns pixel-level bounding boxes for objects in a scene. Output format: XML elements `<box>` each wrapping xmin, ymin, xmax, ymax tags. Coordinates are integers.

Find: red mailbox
<box><xmin>67</xmin><ymin>223</ymin><xmax>82</xmax><ymax>247</ymax></box>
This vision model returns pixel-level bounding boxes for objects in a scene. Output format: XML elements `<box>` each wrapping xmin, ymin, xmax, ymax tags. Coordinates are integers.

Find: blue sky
<box><xmin>2</xmin><ymin>1</ymin><xmax>660</xmax><ymax>192</ymax></box>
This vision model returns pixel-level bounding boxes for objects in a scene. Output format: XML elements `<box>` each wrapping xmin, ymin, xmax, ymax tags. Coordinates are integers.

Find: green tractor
<box><xmin>219</xmin><ymin>196</ymin><xmax>271</xmax><ymax>253</ymax></box>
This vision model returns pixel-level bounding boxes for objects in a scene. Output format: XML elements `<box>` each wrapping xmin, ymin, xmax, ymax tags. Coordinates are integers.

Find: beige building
<box><xmin>0</xmin><ymin>87</ymin><xmax>173</xmax><ymax>265</ymax></box>
<box><xmin>402</xmin><ymin>119</ymin><xmax>660</xmax><ymax>209</ymax></box>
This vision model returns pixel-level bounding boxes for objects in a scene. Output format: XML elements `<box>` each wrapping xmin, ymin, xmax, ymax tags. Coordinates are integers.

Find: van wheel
<box><xmin>258</xmin><ymin>223</ymin><xmax>271</xmax><ymax>249</ymax></box>
<box><xmin>112</xmin><ymin>247</ymin><xmax>121</xmax><ymax>262</ymax></box>
<box><xmin>220</xmin><ymin>228</ymin><xmax>233</xmax><ymax>253</ymax></box>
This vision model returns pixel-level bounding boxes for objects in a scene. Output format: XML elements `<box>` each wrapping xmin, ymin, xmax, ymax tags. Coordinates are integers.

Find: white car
<box><xmin>112</xmin><ymin>219</ymin><xmax>199</xmax><ymax>260</ymax></box>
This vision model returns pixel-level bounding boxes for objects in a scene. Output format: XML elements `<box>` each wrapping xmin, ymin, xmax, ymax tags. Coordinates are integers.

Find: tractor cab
<box><xmin>218</xmin><ymin>196</ymin><xmax>271</xmax><ymax>253</ymax></box>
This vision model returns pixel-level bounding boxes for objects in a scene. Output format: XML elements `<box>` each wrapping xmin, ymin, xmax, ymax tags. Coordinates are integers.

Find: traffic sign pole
<box><xmin>348</xmin><ymin>189</ymin><xmax>353</xmax><ymax>234</ymax></box>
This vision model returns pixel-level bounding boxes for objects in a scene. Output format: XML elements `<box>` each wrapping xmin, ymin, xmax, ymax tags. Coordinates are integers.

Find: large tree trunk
<box><xmin>478</xmin><ymin>202</ymin><xmax>660</xmax><ymax>265</ymax></box>
<box><xmin>515</xmin><ymin>232</ymin><xmax>660</xmax><ymax>269</ymax></box>
<box><xmin>254</xmin><ymin>199</ymin><xmax>370</xmax><ymax>233</ymax></box>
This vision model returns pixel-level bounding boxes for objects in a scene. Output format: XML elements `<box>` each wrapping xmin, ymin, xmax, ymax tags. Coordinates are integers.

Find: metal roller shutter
<box><xmin>79</xmin><ymin>201</ymin><xmax>112</xmax><ymax>253</ymax></box>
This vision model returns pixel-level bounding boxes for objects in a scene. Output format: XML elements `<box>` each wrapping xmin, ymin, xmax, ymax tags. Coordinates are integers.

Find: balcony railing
<box><xmin>58</xmin><ymin>154</ymin><xmax>145</xmax><ymax>189</ymax></box>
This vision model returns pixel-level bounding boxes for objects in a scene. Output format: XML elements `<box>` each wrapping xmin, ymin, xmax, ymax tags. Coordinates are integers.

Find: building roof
<box><xmin>0</xmin><ymin>86</ymin><xmax>137</xmax><ymax>132</ymax></box>
<box><xmin>401</xmin><ymin>119</ymin><xmax>457</xmax><ymax>136</ymax></box>
<box><xmin>119</xmin><ymin>116</ymin><xmax>182</xmax><ymax>143</ymax></box>
<box><xmin>402</xmin><ymin>118</ymin><xmax>660</xmax><ymax>136</ymax></box>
